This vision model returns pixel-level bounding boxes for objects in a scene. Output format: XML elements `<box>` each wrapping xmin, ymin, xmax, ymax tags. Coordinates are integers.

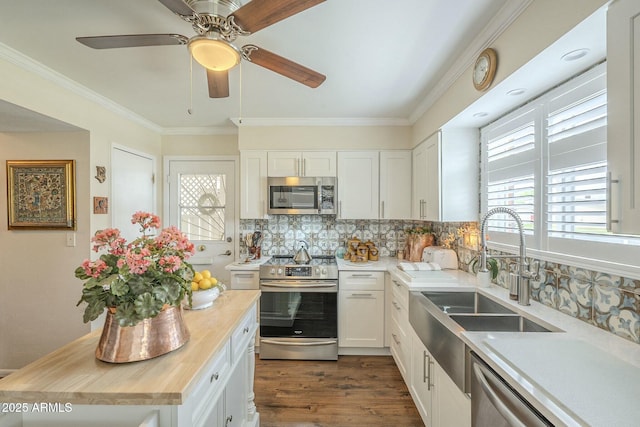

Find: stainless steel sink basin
<box><xmin>449</xmin><ymin>314</ymin><xmax>562</xmax><ymax>333</ymax></box>
<box><xmin>421</xmin><ymin>291</ymin><xmax>515</xmax><ymax>314</ymax></box>
<box><xmin>409</xmin><ymin>290</ymin><xmax>564</xmax><ymax>394</ymax></box>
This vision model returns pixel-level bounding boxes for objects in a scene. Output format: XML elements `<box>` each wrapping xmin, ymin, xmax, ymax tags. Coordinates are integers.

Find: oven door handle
<box><xmin>260</xmin><ymin>339</ymin><xmax>338</xmax><ymax>347</ymax></box>
<box><xmin>260</xmin><ymin>281</ymin><xmax>337</xmax><ymax>289</ymax></box>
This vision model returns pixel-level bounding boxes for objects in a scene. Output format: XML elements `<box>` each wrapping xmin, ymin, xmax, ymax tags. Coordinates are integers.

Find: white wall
<box><xmin>238</xmin><ymin>125</ymin><xmax>412</xmax><ymax>151</ymax></box>
<box><xmin>412</xmin><ymin>0</ymin><xmax>609</xmax><ymax>145</ymax></box>
<box><xmin>0</xmin><ymin>131</ymin><xmax>90</xmax><ymax>368</ymax></box>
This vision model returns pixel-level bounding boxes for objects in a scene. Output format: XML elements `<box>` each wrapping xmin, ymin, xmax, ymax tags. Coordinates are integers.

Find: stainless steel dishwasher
<box><xmin>470</xmin><ymin>352</ymin><xmax>553</xmax><ymax>427</ymax></box>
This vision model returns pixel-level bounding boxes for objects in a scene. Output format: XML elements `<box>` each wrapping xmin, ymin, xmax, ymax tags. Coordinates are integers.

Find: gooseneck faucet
<box><xmin>479</xmin><ymin>207</ymin><xmax>538</xmax><ymax>306</ymax></box>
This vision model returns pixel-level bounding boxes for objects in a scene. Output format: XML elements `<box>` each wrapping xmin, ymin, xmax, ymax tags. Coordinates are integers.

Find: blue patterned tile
<box><xmin>557</xmin><ymin>277</ymin><xmax>592</xmax><ymax>322</ymax></box>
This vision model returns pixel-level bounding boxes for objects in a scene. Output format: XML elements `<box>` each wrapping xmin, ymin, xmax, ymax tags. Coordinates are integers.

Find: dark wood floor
<box><xmin>254</xmin><ymin>355</ymin><xmax>424</xmax><ymax>427</ymax></box>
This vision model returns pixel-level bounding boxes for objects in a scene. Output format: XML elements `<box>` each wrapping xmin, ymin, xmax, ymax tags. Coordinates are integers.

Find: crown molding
<box><xmin>408</xmin><ymin>0</ymin><xmax>533</xmax><ymax>124</ymax></box>
<box><xmin>0</xmin><ymin>42</ymin><xmax>163</xmax><ymax>133</ymax></box>
<box><xmin>229</xmin><ymin>117</ymin><xmax>411</xmax><ymax>127</ymax></box>
<box><xmin>162</xmin><ymin>125</ymin><xmax>239</xmax><ymax>135</ymax></box>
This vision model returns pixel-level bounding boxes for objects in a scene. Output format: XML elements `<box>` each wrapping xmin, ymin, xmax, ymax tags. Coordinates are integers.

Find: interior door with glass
<box><xmin>166</xmin><ymin>159</ymin><xmax>235</xmax><ymax>283</ymax></box>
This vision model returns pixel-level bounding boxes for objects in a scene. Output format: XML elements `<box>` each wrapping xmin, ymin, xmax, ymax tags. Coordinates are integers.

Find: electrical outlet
<box><xmin>66</xmin><ymin>233</ymin><xmax>76</xmax><ymax>247</ymax></box>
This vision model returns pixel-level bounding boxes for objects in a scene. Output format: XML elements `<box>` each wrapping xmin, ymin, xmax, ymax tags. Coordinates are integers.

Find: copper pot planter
<box><xmin>95</xmin><ymin>305</ymin><xmax>190</xmax><ymax>363</ymax></box>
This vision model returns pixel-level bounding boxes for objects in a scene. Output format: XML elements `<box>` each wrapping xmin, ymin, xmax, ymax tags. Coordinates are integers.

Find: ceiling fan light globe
<box><xmin>188</xmin><ymin>37</ymin><xmax>241</xmax><ymax>71</ymax></box>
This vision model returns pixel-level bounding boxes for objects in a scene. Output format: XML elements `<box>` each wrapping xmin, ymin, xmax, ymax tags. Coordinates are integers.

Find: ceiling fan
<box><xmin>76</xmin><ymin>0</ymin><xmax>326</xmax><ymax>98</ymax></box>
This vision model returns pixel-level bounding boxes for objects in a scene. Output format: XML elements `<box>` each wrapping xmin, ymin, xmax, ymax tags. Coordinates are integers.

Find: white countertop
<box><xmin>335</xmin><ymin>256</ymin><xmax>640</xmax><ymax>426</ymax></box>
<box><xmin>224</xmin><ymin>256</ymin><xmax>271</xmax><ymax>271</ymax></box>
<box><xmin>225</xmin><ymin>255</ymin><xmax>640</xmax><ymax>425</ymax></box>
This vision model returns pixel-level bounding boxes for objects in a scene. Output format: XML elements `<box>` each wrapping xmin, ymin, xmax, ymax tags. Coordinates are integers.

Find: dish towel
<box><xmin>398</xmin><ymin>262</ymin><xmax>442</xmax><ymax>271</ymax></box>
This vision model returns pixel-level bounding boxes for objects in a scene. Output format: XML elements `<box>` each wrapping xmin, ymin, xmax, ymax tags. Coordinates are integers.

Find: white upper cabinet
<box><xmin>240</xmin><ymin>151</ymin><xmax>267</xmax><ymax>219</ymax></box>
<box><xmin>267</xmin><ymin>151</ymin><xmax>336</xmax><ymax>177</ymax></box>
<box><xmin>412</xmin><ymin>129</ymin><xmax>478</xmax><ymax>222</ymax></box>
<box><xmin>337</xmin><ymin>151</ymin><xmax>380</xmax><ymax>219</ymax></box>
<box><xmin>380</xmin><ymin>150</ymin><xmax>412</xmax><ymax>219</ymax></box>
<box><xmin>607</xmin><ymin>0</ymin><xmax>640</xmax><ymax>234</ymax></box>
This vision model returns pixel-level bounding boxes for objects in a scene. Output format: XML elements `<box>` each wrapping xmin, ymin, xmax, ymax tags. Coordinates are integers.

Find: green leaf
<box><xmin>134</xmin><ymin>293</ymin><xmax>162</xmax><ymax>319</ymax></box>
<box><xmin>115</xmin><ymin>303</ymin><xmax>138</xmax><ymax>327</ymax></box>
<box><xmin>83</xmin><ymin>299</ymin><xmax>106</xmax><ymax>323</ymax></box>
<box><xmin>110</xmin><ymin>280</ymin><xmax>130</xmax><ymax>297</ymax></box>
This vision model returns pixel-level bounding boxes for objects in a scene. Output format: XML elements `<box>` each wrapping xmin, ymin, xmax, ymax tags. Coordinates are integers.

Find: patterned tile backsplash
<box><xmin>241</xmin><ymin>215</ymin><xmax>640</xmax><ymax>345</ymax></box>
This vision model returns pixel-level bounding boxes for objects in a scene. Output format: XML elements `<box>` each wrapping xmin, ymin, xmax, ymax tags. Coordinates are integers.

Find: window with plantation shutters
<box><xmin>481</xmin><ymin>61</ymin><xmax>640</xmax><ymax>270</ymax></box>
<box><xmin>485</xmin><ymin>110</ymin><xmax>537</xmax><ymax>239</ymax></box>
<box><xmin>546</xmin><ymin>80</ymin><xmax>608</xmax><ymax>242</ymax></box>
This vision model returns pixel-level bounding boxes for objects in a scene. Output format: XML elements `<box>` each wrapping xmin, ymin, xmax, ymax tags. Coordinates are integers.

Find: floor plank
<box><xmin>254</xmin><ymin>355</ymin><xmax>424</xmax><ymax>427</ymax></box>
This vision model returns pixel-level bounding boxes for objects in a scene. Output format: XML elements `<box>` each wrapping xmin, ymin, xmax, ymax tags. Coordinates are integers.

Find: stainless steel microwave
<box><xmin>267</xmin><ymin>177</ymin><xmax>337</xmax><ymax>215</ymax></box>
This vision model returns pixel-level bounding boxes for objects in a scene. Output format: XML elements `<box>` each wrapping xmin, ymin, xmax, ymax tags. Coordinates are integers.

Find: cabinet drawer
<box><xmin>229</xmin><ymin>271</ymin><xmax>259</xmax><ymax>290</ymax></box>
<box><xmin>231</xmin><ymin>304</ymin><xmax>257</xmax><ymax>360</ymax></box>
<box><xmin>390</xmin><ymin>275</ymin><xmax>409</xmax><ymax>308</ymax></box>
<box><xmin>191</xmin><ymin>342</ymin><xmax>230</xmax><ymax>427</ymax></box>
<box><xmin>390</xmin><ymin>314</ymin><xmax>409</xmax><ymax>379</ymax></box>
<box><xmin>339</xmin><ymin>271</ymin><xmax>385</xmax><ymax>290</ymax></box>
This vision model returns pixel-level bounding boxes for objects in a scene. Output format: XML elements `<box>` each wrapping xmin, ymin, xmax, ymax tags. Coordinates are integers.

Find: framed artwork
<box><xmin>93</xmin><ymin>196</ymin><xmax>108</xmax><ymax>214</ymax></box>
<box><xmin>7</xmin><ymin>160</ymin><xmax>76</xmax><ymax>230</ymax></box>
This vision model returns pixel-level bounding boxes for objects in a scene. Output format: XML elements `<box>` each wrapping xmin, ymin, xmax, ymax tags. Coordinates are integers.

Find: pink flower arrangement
<box><xmin>76</xmin><ymin>212</ymin><xmax>195</xmax><ymax>326</ymax></box>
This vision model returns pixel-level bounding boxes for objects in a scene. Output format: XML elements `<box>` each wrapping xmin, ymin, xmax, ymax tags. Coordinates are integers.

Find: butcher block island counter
<box><xmin>0</xmin><ymin>290</ymin><xmax>260</xmax><ymax>427</ymax></box>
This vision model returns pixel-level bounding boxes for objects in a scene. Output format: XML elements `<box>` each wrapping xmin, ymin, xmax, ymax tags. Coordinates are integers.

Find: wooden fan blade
<box><xmin>231</xmin><ymin>0</ymin><xmax>325</xmax><ymax>34</ymax></box>
<box><xmin>76</xmin><ymin>34</ymin><xmax>188</xmax><ymax>49</ymax></box>
<box><xmin>243</xmin><ymin>45</ymin><xmax>325</xmax><ymax>88</ymax></box>
<box><xmin>207</xmin><ymin>69</ymin><xmax>230</xmax><ymax>98</ymax></box>
<box><xmin>157</xmin><ymin>0</ymin><xmax>196</xmax><ymax>17</ymax></box>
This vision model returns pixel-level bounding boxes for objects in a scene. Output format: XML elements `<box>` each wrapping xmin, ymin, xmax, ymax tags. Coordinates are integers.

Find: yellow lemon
<box><xmin>201</xmin><ymin>270</ymin><xmax>212</xmax><ymax>279</ymax></box>
<box><xmin>210</xmin><ymin>277</ymin><xmax>218</xmax><ymax>286</ymax></box>
<box><xmin>191</xmin><ymin>281</ymin><xmax>199</xmax><ymax>291</ymax></box>
<box><xmin>199</xmin><ymin>278</ymin><xmax>212</xmax><ymax>290</ymax></box>
<box><xmin>193</xmin><ymin>272</ymin><xmax>203</xmax><ymax>282</ymax></box>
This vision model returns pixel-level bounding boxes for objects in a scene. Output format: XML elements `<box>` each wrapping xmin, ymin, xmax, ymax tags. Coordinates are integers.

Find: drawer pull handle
<box><xmin>226</xmin><ymin>415</ymin><xmax>233</xmax><ymax>426</ymax></box>
<box><xmin>243</xmin><ymin>326</ymin><xmax>250</xmax><ymax>334</ymax></box>
<box><xmin>392</xmin><ymin>333</ymin><xmax>401</xmax><ymax>345</ymax></box>
<box><xmin>392</xmin><ymin>301</ymin><xmax>401</xmax><ymax>310</ymax></box>
<box><xmin>210</xmin><ymin>372</ymin><xmax>219</xmax><ymax>383</ymax></box>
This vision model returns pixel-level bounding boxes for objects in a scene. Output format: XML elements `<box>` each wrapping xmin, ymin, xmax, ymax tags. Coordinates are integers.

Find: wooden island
<box><xmin>0</xmin><ymin>290</ymin><xmax>260</xmax><ymax>427</ymax></box>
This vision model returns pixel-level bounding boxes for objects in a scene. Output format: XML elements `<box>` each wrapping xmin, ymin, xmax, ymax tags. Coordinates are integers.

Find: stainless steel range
<box><xmin>259</xmin><ymin>255</ymin><xmax>338</xmax><ymax>360</ymax></box>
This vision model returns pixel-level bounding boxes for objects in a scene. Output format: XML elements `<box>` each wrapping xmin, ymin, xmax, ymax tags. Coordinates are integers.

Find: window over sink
<box><xmin>481</xmin><ymin>62</ymin><xmax>640</xmax><ymax>272</ymax></box>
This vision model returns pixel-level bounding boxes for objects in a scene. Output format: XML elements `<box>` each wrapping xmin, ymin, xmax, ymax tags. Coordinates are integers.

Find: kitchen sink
<box><xmin>409</xmin><ymin>290</ymin><xmax>564</xmax><ymax>394</ymax></box>
<box><xmin>421</xmin><ymin>291</ymin><xmax>515</xmax><ymax>314</ymax></box>
<box><xmin>449</xmin><ymin>314</ymin><xmax>561</xmax><ymax>333</ymax></box>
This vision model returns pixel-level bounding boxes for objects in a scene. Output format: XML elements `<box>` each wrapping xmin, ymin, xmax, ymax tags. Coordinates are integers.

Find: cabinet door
<box><xmin>267</xmin><ymin>151</ymin><xmax>300</xmax><ymax>177</ymax></box>
<box><xmin>410</xmin><ymin>329</ymin><xmax>433</xmax><ymax>427</ymax></box>
<box><xmin>224</xmin><ymin>350</ymin><xmax>248</xmax><ymax>427</ymax></box>
<box><xmin>240</xmin><ymin>151</ymin><xmax>267</xmax><ymax>219</ymax></box>
<box><xmin>607</xmin><ymin>0</ymin><xmax>640</xmax><ymax>234</ymax></box>
<box><xmin>432</xmin><ymin>359</ymin><xmax>471</xmax><ymax>427</ymax></box>
<box><xmin>302</xmin><ymin>151</ymin><xmax>336</xmax><ymax>177</ymax></box>
<box><xmin>338</xmin><ymin>290</ymin><xmax>384</xmax><ymax>347</ymax></box>
<box><xmin>424</xmin><ymin>135</ymin><xmax>441</xmax><ymax>221</ymax></box>
<box><xmin>337</xmin><ymin>151</ymin><xmax>380</xmax><ymax>219</ymax></box>
<box><xmin>412</xmin><ymin>142</ymin><xmax>428</xmax><ymax>219</ymax></box>
<box><xmin>380</xmin><ymin>151</ymin><xmax>412</xmax><ymax>219</ymax></box>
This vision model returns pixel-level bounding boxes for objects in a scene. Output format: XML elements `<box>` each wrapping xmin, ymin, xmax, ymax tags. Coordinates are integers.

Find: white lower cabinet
<box><xmin>388</xmin><ymin>273</ymin><xmax>470</xmax><ymax>427</ymax></box>
<box><xmin>388</xmin><ymin>274</ymin><xmax>410</xmax><ymax>381</ymax></box>
<box><xmin>409</xmin><ymin>327</ymin><xmax>471</xmax><ymax>427</ymax></box>
<box><xmin>338</xmin><ymin>271</ymin><xmax>385</xmax><ymax>348</ymax></box>
<box><xmin>410</xmin><ymin>327</ymin><xmax>434</xmax><ymax>426</ymax></box>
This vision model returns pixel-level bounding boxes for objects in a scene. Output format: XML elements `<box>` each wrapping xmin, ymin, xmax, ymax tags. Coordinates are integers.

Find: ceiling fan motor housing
<box><xmin>186</xmin><ymin>0</ymin><xmax>245</xmax><ymax>17</ymax></box>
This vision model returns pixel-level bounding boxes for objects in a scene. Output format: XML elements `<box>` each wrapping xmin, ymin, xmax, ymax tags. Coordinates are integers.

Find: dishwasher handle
<box><xmin>472</xmin><ymin>362</ymin><xmax>529</xmax><ymax>427</ymax></box>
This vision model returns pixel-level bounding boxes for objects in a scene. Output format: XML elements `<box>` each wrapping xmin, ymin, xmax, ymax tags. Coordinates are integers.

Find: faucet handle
<box><xmin>524</xmin><ymin>260</ymin><xmax>540</xmax><ymax>281</ymax></box>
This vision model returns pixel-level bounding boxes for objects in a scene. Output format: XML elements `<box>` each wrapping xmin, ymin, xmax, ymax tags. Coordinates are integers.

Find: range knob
<box><xmin>321</xmin><ymin>267</ymin><xmax>327</xmax><ymax>275</ymax></box>
<box><xmin>315</xmin><ymin>267</ymin><xmax>321</xmax><ymax>275</ymax></box>
<box><xmin>269</xmin><ymin>267</ymin><xmax>276</xmax><ymax>275</ymax></box>
<box><xmin>277</xmin><ymin>268</ymin><xmax>283</xmax><ymax>276</ymax></box>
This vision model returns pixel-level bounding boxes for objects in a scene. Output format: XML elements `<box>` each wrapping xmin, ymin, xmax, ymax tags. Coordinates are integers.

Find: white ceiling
<box><xmin>0</xmin><ymin>0</ymin><xmax>521</xmax><ymax>132</ymax></box>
